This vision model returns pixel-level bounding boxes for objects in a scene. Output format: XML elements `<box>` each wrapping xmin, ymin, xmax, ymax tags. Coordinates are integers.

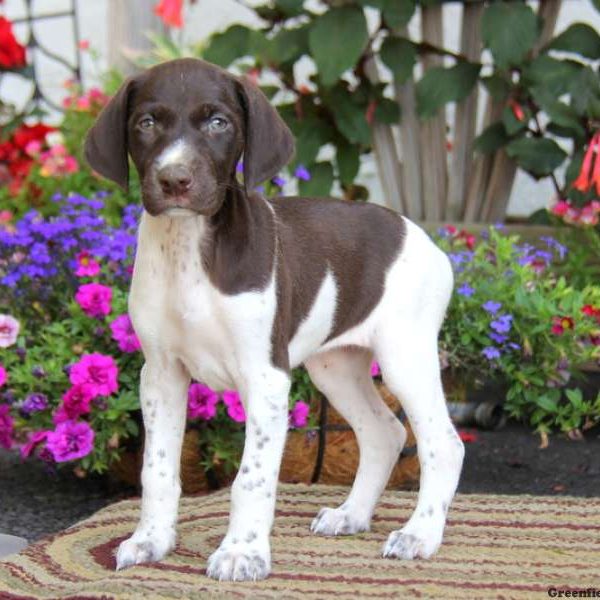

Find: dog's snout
<box><xmin>157</xmin><ymin>165</ymin><xmax>193</xmax><ymax>196</ymax></box>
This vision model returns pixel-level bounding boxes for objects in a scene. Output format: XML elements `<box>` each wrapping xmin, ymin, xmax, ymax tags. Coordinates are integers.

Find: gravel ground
<box><xmin>1</xmin><ymin>421</ymin><xmax>599</xmax><ymax>543</ymax></box>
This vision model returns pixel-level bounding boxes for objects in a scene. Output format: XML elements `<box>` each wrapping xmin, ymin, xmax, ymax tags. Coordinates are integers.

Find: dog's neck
<box><xmin>136</xmin><ymin>186</ymin><xmax>276</xmax><ymax>296</ymax></box>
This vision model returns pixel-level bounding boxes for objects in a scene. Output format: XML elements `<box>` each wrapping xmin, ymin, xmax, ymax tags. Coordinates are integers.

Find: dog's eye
<box><xmin>209</xmin><ymin>116</ymin><xmax>228</xmax><ymax>131</ymax></box>
<box><xmin>139</xmin><ymin>116</ymin><xmax>155</xmax><ymax>130</ymax></box>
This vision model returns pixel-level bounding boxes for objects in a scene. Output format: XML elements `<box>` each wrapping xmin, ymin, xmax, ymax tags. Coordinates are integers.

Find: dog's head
<box><xmin>84</xmin><ymin>58</ymin><xmax>294</xmax><ymax>217</ymax></box>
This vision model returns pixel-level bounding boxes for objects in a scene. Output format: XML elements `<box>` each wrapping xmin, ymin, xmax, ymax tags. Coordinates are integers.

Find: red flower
<box><xmin>78</xmin><ymin>39</ymin><xmax>90</xmax><ymax>51</ymax></box>
<box><xmin>551</xmin><ymin>316</ymin><xmax>575</xmax><ymax>335</ymax></box>
<box><xmin>582</xmin><ymin>305</ymin><xmax>600</xmax><ymax>324</ymax></box>
<box><xmin>154</xmin><ymin>0</ymin><xmax>183</xmax><ymax>28</ymax></box>
<box><xmin>509</xmin><ymin>99</ymin><xmax>525</xmax><ymax>122</ymax></box>
<box><xmin>0</xmin><ymin>17</ymin><xmax>26</xmax><ymax>69</ymax></box>
<box><xmin>572</xmin><ymin>132</ymin><xmax>599</xmax><ymax>194</ymax></box>
<box><xmin>12</xmin><ymin>123</ymin><xmax>54</xmax><ymax>150</ymax></box>
<box><xmin>591</xmin><ymin>133</ymin><xmax>600</xmax><ymax>196</ymax></box>
<box><xmin>458</xmin><ymin>429</ymin><xmax>478</xmax><ymax>443</ymax></box>
<box><xmin>457</xmin><ymin>229</ymin><xmax>476</xmax><ymax>250</ymax></box>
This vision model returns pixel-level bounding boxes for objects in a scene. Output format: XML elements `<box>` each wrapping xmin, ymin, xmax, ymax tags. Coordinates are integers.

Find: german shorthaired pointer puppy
<box><xmin>84</xmin><ymin>58</ymin><xmax>464</xmax><ymax>582</ymax></box>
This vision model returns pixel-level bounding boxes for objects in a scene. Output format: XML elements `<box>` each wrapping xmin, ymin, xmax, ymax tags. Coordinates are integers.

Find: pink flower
<box><xmin>20</xmin><ymin>430</ymin><xmax>49</xmax><ymax>459</ymax></box>
<box><xmin>75</xmin><ymin>250</ymin><xmax>101</xmax><ymax>277</ymax></box>
<box><xmin>46</xmin><ymin>420</ymin><xmax>95</xmax><ymax>462</ymax></box>
<box><xmin>110</xmin><ymin>314</ymin><xmax>141</xmax><ymax>353</ymax></box>
<box><xmin>289</xmin><ymin>401</ymin><xmax>310</xmax><ymax>428</ymax></box>
<box><xmin>222</xmin><ymin>390</ymin><xmax>246</xmax><ymax>423</ymax></box>
<box><xmin>187</xmin><ymin>383</ymin><xmax>219</xmax><ymax>420</ymax></box>
<box><xmin>69</xmin><ymin>353</ymin><xmax>119</xmax><ymax>398</ymax></box>
<box><xmin>0</xmin><ymin>364</ymin><xmax>6</xmax><ymax>387</ymax></box>
<box><xmin>370</xmin><ymin>361</ymin><xmax>381</xmax><ymax>377</ymax></box>
<box><xmin>61</xmin><ymin>384</ymin><xmax>94</xmax><ymax>419</ymax></box>
<box><xmin>0</xmin><ymin>314</ymin><xmax>20</xmax><ymax>347</ymax></box>
<box><xmin>75</xmin><ymin>283</ymin><xmax>112</xmax><ymax>318</ymax></box>
<box><xmin>551</xmin><ymin>200</ymin><xmax>571</xmax><ymax>217</ymax></box>
<box><xmin>38</xmin><ymin>144</ymin><xmax>79</xmax><ymax>177</ymax></box>
<box><xmin>0</xmin><ymin>405</ymin><xmax>15</xmax><ymax>449</ymax></box>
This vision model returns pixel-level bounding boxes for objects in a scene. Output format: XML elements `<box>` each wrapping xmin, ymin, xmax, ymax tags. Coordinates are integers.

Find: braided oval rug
<box><xmin>0</xmin><ymin>484</ymin><xmax>598</xmax><ymax>600</ymax></box>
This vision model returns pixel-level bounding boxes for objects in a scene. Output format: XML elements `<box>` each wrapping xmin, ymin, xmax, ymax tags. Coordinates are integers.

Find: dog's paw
<box><xmin>310</xmin><ymin>506</ymin><xmax>369</xmax><ymax>536</ymax></box>
<box><xmin>115</xmin><ymin>530</ymin><xmax>175</xmax><ymax>570</ymax></box>
<box><xmin>382</xmin><ymin>529</ymin><xmax>441</xmax><ymax>560</ymax></box>
<box><xmin>206</xmin><ymin>545</ymin><xmax>270</xmax><ymax>581</ymax></box>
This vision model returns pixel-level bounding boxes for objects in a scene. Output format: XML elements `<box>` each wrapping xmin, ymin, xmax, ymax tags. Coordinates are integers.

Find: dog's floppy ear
<box><xmin>84</xmin><ymin>77</ymin><xmax>136</xmax><ymax>191</ymax></box>
<box><xmin>237</xmin><ymin>76</ymin><xmax>295</xmax><ymax>189</ymax></box>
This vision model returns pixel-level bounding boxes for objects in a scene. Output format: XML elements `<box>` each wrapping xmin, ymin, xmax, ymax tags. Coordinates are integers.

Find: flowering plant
<box><xmin>0</xmin><ymin>193</ymin><xmax>317</xmax><ymax>477</ymax></box>
<box><xmin>437</xmin><ymin>225</ymin><xmax>600</xmax><ymax>436</ymax></box>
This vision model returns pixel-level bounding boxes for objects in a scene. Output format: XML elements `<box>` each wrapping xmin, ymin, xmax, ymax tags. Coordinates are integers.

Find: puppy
<box><xmin>84</xmin><ymin>58</ymin><xmax>464</xmax><ymax>582</ymax></box>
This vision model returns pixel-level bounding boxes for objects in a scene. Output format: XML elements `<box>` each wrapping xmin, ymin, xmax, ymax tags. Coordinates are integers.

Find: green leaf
<box><xmin>481</xmin><ymin>74</ymin><xmax>511</xmax><ymax>101</ymax></box>
<box><xmin>542</xmin><ymin>101</ymin><xmax>586</xmax><ymax>139</ymax></box>
<box><xmin>481</xmin><ymin>3</ymin><xmax>539</xmax><ymax>68</ymax></box>
<box><xmin>549</xmin><ymin>23</ymin><xmax>600</xmax><ymax>60</ymax></box>
<box><xmin>568</xmin><ymin>66</ymin><xmax>600</xmax><ymax>116</ymax></box>
<box><xmin>328</xmin><ymin>88</ymin><xmax>371</xmax><ymax>145</ymax></box>
<box><xmin>374</xmin><ymin>98</ymin><xmax>401</xmax><ymax>124</ymax></box>
<box><xmin>380</xmin><ymin>36</ymin><xmax>416</xmax><ymax>84</ymax></box>
<box><xmin>298</xmin><ymin>162</ymin><xmax>334</xmax><ymax>196</ymax></box>
<box><xmin>269</xmin><ymin>25</ymin><xmax>309</xmax><ymax>66</ymax></box>
<box><xmin>536</xmin><ymin>395</ymin><xmax>558</xmax><ymax>413</ymax></box>
<box><xmin>203</xmin><ymin>25</ymin><xmax>252</xmax><ymax>67</ymax></box>
<box><xmin>473</xmin><ymin>122</ymin><xmax>510</xmax><ymax>154</ymax></box>
<box><xmin>308</xmin><ymin>6</ymin><xmax>369</xmax><ymax>86</ymax></box>
<box><xmin>522</xmin><ymin>56</ymin><xmax>583</xmax><ymax>98</ymax></box>
<box><xmin>275</xmin><ymin>0</ymin><xmax>304</xmax><ymax>17</ymax></box>
<box><xmin>381</xmin><ymin>0</ymin><xmax>416</xmax><ymax>29</ymax></box>
<box><xmin>505</xmin><ymin>137</ymin><xmax>567</xmax><ymax>178</ymax></box>
<box><xmin>336</xmin><ymin>142</ymin><xmax>360</xmax><ymax>185</ymax></box>
<box><xmin>294</xmin><ymin>117</ymin><xmax>326</xmax><ymax>165</ymax></box>
<box><xmin>416</xmin><ymin>61</ymin><xmax>481</xmax><ymax>119</ymax></box>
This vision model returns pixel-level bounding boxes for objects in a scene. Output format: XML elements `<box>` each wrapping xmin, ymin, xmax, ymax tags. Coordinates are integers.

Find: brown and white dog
<box><xmin>84</xmin><ymin>58</ymin><xmax>464</xmax><ymax>582</ymax></box>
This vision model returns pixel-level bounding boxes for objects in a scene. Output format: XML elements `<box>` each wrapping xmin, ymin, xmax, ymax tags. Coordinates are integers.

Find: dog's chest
<box><xmin>129</xmin><ymin>214</ymin><xmax>274</xmax><ymax>390</ymax></box>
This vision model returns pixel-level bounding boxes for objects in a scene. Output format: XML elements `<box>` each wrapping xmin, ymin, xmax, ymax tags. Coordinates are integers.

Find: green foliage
<box><xmin>437</xmin><ymin>226</ymin><xmax>600</xmax><ymax>435</ymax></box>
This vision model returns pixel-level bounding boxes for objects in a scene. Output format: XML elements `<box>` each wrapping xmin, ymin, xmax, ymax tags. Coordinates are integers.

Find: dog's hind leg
<box><xmin>376</xmin><ymin>324</ymin><xmax>464</xmax><ymax>561</ymax></box>
<box><xmin>305</xmin><ymin>347</ymin><xmax>406</xmax><ymax>536</ymax></box>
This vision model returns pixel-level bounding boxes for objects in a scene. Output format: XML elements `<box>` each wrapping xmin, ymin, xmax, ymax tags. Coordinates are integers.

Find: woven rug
<box><xmin>0</xmin><ymin>484</ymin><xmax>598</xmax><ymax>600</ymax></box>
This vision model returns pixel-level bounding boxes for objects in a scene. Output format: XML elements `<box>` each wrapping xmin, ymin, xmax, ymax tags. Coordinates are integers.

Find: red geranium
<box><xmin>0</xmin><ymin>16</ymin><xmax>27</xmax><ymax>69</ymax></box>
<box><xmin>154</xmin><ymin>0</ymin><xmax>183</xmax><ymax>28</ymax></box>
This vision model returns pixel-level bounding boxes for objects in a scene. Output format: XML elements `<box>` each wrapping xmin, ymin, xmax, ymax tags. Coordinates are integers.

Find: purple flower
<box><xmin>482</xmin><ymin>346</ymin><xmax>501</xmax><ymax>360</ymax></box>
<box><xmin>540</xmin><ymin>236</ymin><xmax>567</xmax><ymax>260</ymax></box>
<box><xmin>0</xmin><ymin>405</ymin><xmax>14</xmax><ymax>449</ymax></box>
<box><xmin>32</xmin><ymin>365</ymin><xmax>46</xmax><ymax>379</ymax></box>
<box><xmin>46</xmin><ymin>420</ymin><xmax>95</xmax><ymax>462</ymax></box>
<box><xmin>294</xmin><ymin>165</ymin><xmax>311</xmax><ymax>181</ymax></box>
<box><xmin>236</xmin><ymin>160</ymin><xmax>244</xmax><ymax>174</ymax></box>
<box><xmin>272</xmin><ymin>176</ymin><xmax>286</xmax><ymax>187</ymax></box>
<box><xmin>489</xmin><ymin>332</ymin><xmax>507</xmax><ymax>344</ymax></box>
<box><xmin>457</xmin><ymin>283</ymin><xmax>475</xmax><ymax>297</ymax></box>
<box><xmin>21</xmin><ymin>393</ymin><xmax>48</xmax><ymax>415</ymax></box>
<box><xmin>490</xmin><ymin>314</ymin><xmax>513</xmax><ymax>334</ymax></box>
<box><xmin>289</xmin><ymin>401</ymin><xmax>310</xmax><ymax>428</ymax></box>
<box><xmin>482</xmin><ymin>301</ymin><xmax>502</xmax><ymax>314</ymax></box>
<box><xmin>222</xmin><ymin>390</ymin><xmax>246</xmax><ymax>423</ymax></box>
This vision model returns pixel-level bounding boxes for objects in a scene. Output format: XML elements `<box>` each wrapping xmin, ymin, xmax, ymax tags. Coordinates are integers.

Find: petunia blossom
<box><xmin>222</xmin><ymin>390</ymin><xmax>246</xmax><ymax>423</ymax></box>
<box><xmin>110</xmin><ymin>314</ymin><xmax>141</xmax><ymax>353</ymax></box>
<box><xmin>75</xmin><ymin>283</ymin><xmax>112</xmax><ymax>318</ymax></box>
<box><xmin>46</xmin><ymin>420</ymin><xmax>95</xmax><ymax>462</ymax></box>
<box><xmin>20</xmin><ymin>430</ymin><xmax>49</xmax><ymax>459</ymax></box>
<box><xmin>0</xmin><ymin>314</ymin><xmax>20</xmax><ymax>347</ymax></box>
<box><xmin>0</xmin><ymin>404</ymin><xmax>15</xmax><ymax>449</ymax></box>
<box><xmin>69</xmin><ymin>353</ymin><xmax>119</xmax><ymax>398</ymax></box>
<box><xmin>21</xmin><ymin>393</ymin><xmax>48</xmax><ymax>414</ymax></box>
<box><xmin>61</xmin><ymin>384</ymin><xmax>94</xmax><ymax>419</ymax></box>
<box><xmin>289</xmin><ymin>401</ymin><xmax>310</xmax><ymax>428</ymax></box>
<box><xmin>0</xmin><ymin>364</ymin><xmax>6</xmax><ymax>387</ymax></box>
<box><xmin>370</xmin><ymin>361</ymin><xmax>381</xmax><ymax>377</ymax></box>
<box><xmin>187</xmin><ymin>382</ymin><xmax>219</xmax><ymax>420</ymax></box>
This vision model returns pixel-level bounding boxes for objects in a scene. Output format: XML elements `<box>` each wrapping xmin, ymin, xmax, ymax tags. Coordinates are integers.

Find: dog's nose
<box><xmin>157</xmin><ymin>165</ymin><xmax>192</xmax><ymax>196</ymax></box>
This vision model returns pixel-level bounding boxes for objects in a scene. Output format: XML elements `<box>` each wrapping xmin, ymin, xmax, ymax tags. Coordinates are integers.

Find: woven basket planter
<box><xmin>111</xmin><ymin>382</ymin><xmax>419</xmax><ymax>494</ymax></box>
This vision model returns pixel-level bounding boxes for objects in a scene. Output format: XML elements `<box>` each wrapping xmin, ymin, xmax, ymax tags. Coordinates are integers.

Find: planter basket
<box><xmin>111</xmin><ymin>382</ymin><xmax>419</xmax><ymax>494</ymax></box>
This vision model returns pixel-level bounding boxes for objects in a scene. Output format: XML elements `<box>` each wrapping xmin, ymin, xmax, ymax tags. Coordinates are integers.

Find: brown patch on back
<box><xmin>270</xmin><ymin>196</ymin><xmax>405</xmax><ymax>365</ymax></box>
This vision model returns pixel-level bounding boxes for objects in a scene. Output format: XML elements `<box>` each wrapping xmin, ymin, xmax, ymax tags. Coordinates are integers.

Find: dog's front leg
<box><xmin>206</xmin><ymin>370</ymin><xmax>291</xmax><ymax>582</ymax></box>
<box><xmin>116</xmin><ymin>360</ymin><xmax>189</xmax><ymax>570</ymax></box>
